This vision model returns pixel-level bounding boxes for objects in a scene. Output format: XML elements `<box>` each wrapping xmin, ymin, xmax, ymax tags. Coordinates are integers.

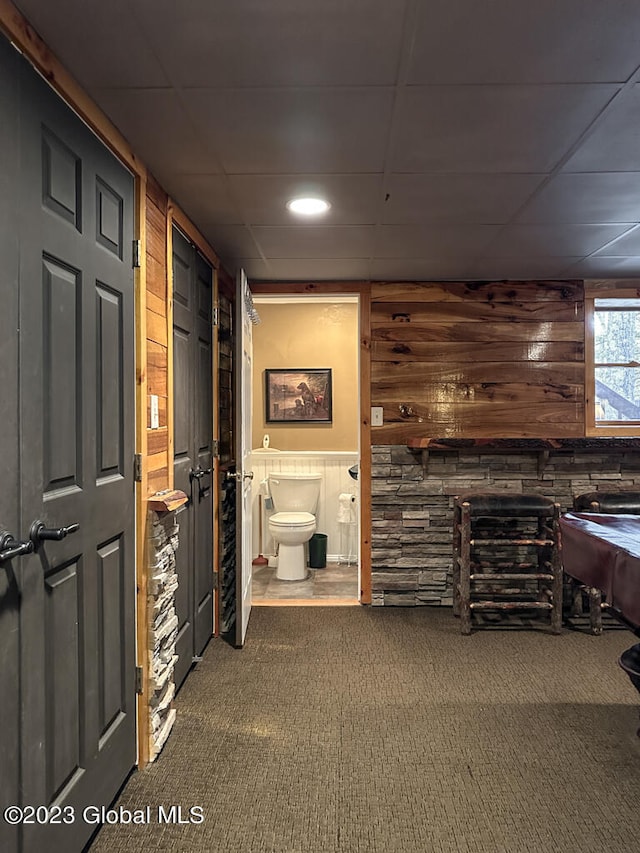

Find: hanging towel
<box><xmin>337</xmin><ymin>493</ymin><xmax>356</xmax><ymax>523</ymax></box>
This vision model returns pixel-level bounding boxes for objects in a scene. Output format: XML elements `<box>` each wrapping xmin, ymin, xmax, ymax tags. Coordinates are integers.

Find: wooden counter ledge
<box><xmin>406</xmin><ymin>437</ymin><xmax>640</xmax><ymax>475</ymax></box>
<box><xmin>147</xmin><ymin>489</ymin><xmax>188</xmax><ymax>513</ymax></box>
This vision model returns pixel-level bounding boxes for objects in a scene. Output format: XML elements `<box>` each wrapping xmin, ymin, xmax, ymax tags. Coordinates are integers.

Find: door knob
<box><xmin>30</xmin><ymin>520</ymin><xmax>80</xmax><ymax>544</ymax></box>
<box><xmin>225</xmin><ymin>471</ymin><xmax>254</xmax><ymax>482</ymax></box>
<box><xmin>0</xmin><ymin>531</ymin><xmax>34</xmax><ymax>564</ymax></box>
<box><xmin>190</xmin><ymin>466</ymin><xmax>212</xmax><ymax>481</ymax></box>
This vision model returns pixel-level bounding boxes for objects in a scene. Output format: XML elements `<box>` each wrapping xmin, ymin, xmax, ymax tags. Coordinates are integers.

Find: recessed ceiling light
<box><xmin>286</xmin><ymin>197</ymin><xmax>331</xmax><ymax>215</ymax></box>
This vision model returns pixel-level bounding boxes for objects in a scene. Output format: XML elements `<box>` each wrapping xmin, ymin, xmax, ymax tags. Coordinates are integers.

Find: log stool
<box><xmin>453</xmin><ymin>492</ymin><xmax>562</xmax><ymax>635</ymax></box>
<box><xmin>567</xmin><ymin>491</ymin><xmax>640</xmax><ymax>634</ymax></box>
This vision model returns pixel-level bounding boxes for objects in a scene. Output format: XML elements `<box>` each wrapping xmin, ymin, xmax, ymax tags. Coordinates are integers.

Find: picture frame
<box><xmin>265</xmin><ymin>369</ymin><xmax>333</xmax><ymax>423</ymax></box>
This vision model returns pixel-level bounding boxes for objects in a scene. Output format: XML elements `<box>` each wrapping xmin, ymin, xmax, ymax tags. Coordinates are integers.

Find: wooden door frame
<box><xmin>249</xmin><ymin>281</ymin><xmax>372</xmax><ymax>604</ymax></box>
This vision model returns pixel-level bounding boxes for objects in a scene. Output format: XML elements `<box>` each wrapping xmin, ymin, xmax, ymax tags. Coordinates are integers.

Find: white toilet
<box><xmin>267</xmin><ymin>473</ymin><xmax>321</xmax><ymax>581</ymax></box>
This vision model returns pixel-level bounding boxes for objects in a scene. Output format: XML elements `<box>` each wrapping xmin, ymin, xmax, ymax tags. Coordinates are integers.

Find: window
<box><xmin>587</xmin><ymin>296</ymin><xmax>640</xmax><ymax>434</ymax></box>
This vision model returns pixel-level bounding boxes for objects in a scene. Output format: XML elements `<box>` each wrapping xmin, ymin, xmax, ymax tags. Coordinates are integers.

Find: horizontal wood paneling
<box><xmin>146</xmin><ymin>289</ymin><xmax>165</xmax><ymax>318</ymax></box>
<box><xmin>372</xmin><ymin>340</ymin><xmax>584</xmax><ymax>362</ymax></box>
<box><xmin>148</xmin><ymin>466</ymin><xmax>169</xmax><ymax>496</ymax></box>
<box><xmin>146</xmin><ymin>307</ymin><xmax>167</xmax><ymax>347</ymax></box>
<box><xmin>374</xmin><ymin>417</ymin><xmax>585</xmax><ymax>443</ymax></box>
<box><xmin>147</xmin><ymin>450</ymin><xmax>168</xmax><ymax>473</ymax></box>
<box><xmin>145</xmin><ymin>179</ymin><xmax>170</xmax><ymax>495</ymax></box>
<box><xmin>146</xmin><ymin>252</ymin><xmax>166</xmax><ymax>301</ymax></box>
<box><xmin>371</xmin><ymin>321</ymin><xmax>584</xmax><ymax>343</ymax></box>
<box><xmin>377</xmin><ymin>401</ymin><xmax>583</xmax><ymax>425</ymax></box>
<box><xmin>371</xmin><ymin>300</ymin><xmax>583</xmax><ymax>324</ymax></box>
<box><xmin>147</xmin><ymin>341</ymin><xmax>168</xmax><ymax>397</ymax></box>
<box><xmin>371</xmin><ymin>280</ymin><xmax>585</xmax><ymax>441</ymax></box>
<box><xmin>147</xmin><ymin>428</ymin><xmax>168</xmax><ymax>456</ymax></box>
<box><xmin>373</xmin><ymin>383</ymin><xmax>581</xmax><ymax>405</ymax></box>
<box><xmin>371</xmin><ymin>280</ymin><xmax>583</xmax><ymax>303</ymax></box>
<box><xmin>372</xmin><ymin>361</ymin><xmax>583</xmax><ymax>386</ymax></box>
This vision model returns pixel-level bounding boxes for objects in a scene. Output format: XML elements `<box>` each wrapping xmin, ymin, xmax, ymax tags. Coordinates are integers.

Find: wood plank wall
<box><xmin>370</xmin><ymin>280</ymin><xmax>585</xmax><ymax>443</ymax></box>
<box><xmin>145</xmin><ymin>176</ymin><xmax>170</xmax><ymax>494</ymax></box>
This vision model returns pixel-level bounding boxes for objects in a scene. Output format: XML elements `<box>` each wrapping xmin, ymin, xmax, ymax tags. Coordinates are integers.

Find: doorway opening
<box><xmin>250</xmin><ymin>295</ymin><xmax>361</xmax><ymax>606</ymax></box>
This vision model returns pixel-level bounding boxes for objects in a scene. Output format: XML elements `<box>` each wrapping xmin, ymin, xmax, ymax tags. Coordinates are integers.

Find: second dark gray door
<box><xmin>172</xmin><ymin>227</ymin><xmax>214</xmax><ymax>689</ymax></box>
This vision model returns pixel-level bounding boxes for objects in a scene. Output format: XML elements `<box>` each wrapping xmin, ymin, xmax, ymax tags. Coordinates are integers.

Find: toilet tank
<box><xmin>268</xmin><ymin>473</ymin><xmax>321</xmax><ymax>513</ymax></box>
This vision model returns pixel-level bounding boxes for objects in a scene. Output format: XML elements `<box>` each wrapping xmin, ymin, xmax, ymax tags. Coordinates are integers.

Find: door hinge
<box><xmin>213</xmin><ymin>305</ymin><xmax>219</xmax><ymax>327</ymax></box>
<box><xmin>135</xmin><ymin>666</ymin><xmax>144</xmax><ymax>694</ymax></box>
<box><xmin>212</xmin><ymin>439</ymin><xmax>220</xmax><ymax>457</ymax></box>
<box><xmin>132</xmin><ymin>239</ymin><xmax>141</xmax><ymax>268</ymax></box>
<box><xmin>134</xmin><ymin>453</ymin><xmax>143</xmax><ymax>482</ymax></box>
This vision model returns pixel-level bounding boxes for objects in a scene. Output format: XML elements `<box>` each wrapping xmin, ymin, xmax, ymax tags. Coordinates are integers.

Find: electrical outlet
<box><xmin>150</xmin><ymin>394</ymin><xmax>159</xmax><ymax>429</ymax></box>
<box><xmin>371</xmin><ymin>406</ymin><xmax>384</xmax><ymax>427</ymax></box>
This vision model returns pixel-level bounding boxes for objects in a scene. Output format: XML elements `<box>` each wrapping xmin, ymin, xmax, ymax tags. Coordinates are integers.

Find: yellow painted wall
<box><xmin>252</xmin><ymin>300</ymin><xmax>359</xmax><ymax>451</ymax></box>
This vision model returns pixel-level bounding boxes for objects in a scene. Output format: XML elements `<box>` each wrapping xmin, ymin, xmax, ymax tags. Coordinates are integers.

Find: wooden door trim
<box><xmin>135</xmin><ymin>174</ymin><xmax>151</xmax><ymax>768</ymax></box>
<box><xmin>250</xmin><ymin>281</ymin><xmax>372</xmax><ymax>604</ymax></box>
<box><xmin>359</xmin><ymin>284</ymin><xmax>372</xmax><ymax>604</ymax></box>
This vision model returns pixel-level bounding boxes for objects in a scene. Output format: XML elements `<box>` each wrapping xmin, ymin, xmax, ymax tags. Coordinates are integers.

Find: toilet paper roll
<box><xmin>337</xmin><ymin>492</ymin><xmax>356</xmax><ymax>523</ymax></box>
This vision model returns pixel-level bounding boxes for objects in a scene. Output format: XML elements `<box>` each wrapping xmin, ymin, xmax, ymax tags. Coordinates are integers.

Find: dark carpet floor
<box><xmin>90</xmin><ymin>607</ymin><xmax>640</xmax><ymax>853</ymax></box>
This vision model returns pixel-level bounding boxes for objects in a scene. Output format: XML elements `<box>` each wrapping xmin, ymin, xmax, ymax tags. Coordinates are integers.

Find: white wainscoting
<box><xmin>250</xmin><ymin>451</ymin><xmax>359</xmax><ymax>562</ymax></box>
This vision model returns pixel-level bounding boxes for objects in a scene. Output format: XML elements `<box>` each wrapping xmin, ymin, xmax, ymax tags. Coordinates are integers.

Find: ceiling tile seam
<box><xmin>573</xmin><ymin>224</ymin><xmax>640</xmax><ymax>262</ymax></box>
<box><xmin>126</xmin><ymin>0</ymin><xmax>269</xmax><ymax>267</ymax></box>
<box><xmin>171</xmin><ymin>85</ymin><xmax>270</xmax><ymax>264</ymax></box>
<box><xmin>372</xmin><ymin>0</ymin><xmax>421</xmax><ymax>263</ymax></box>
<box><xmin>474</xmin><ymin>59</ymin><xmax>640</xmax><ymax>263</ymax></box>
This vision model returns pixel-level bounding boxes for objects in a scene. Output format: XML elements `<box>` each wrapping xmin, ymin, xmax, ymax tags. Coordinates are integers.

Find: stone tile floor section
<box><xmin>252</xmin><ymin>561</ymin><xmax>359</xmax><ymax>602</ymax></box>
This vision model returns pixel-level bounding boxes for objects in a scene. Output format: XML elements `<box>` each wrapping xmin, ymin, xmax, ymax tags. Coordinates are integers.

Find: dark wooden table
<box><xmin>560</xmin><ymin>512</ymin><xmax>640</xmax><ymax>629</ymax></box>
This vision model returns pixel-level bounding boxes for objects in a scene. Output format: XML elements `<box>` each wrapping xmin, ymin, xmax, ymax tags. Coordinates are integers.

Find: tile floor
<box><xmin>252</xmin><ymin>561</ymin><xmax>359</xmax><ymax>604</ymax></box>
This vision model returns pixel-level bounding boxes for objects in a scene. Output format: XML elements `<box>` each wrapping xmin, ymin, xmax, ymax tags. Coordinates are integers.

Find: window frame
<box><xmin>585</xmin><ymin>284</ymin><xmax>640</xmax><ymax>437</ymax></box>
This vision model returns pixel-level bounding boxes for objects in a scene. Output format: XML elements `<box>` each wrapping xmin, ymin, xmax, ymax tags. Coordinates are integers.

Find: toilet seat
<box><xmin>269</xmin><ymin>511</ymin><xmax>315</xmax><ymax>526</ymax></box>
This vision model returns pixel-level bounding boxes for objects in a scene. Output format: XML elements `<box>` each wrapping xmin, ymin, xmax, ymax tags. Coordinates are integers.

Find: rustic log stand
<box><xmin>453</xmin><ymin>492</ymin><xmax>562</xmax><ymax>635</ymax></box>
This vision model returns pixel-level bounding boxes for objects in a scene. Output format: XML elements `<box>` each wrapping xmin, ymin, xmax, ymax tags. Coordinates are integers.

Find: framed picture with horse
<box><xmin>265</xmin><ymin>368</ymin><xmax>333</xmax><ymax>423</ymax></box>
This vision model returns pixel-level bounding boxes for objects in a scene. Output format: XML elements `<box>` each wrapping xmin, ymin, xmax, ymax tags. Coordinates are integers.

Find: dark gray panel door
<box><xmin>0</xmin><ymin>36</ymin><xmax>22</xmax><ymax>853</ymax></box>
<box><xmin>0</xmin><ymin>33</ymin><xmax>136</xmax><ymax>853</ymax></box>
<box><xmin>172</xmin><ymin>228</ymin><xmax>214</xmax><ymax>689</ymax></box>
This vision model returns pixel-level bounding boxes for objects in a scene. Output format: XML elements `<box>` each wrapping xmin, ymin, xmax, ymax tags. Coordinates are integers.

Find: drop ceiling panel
<box><xmin>407</xmin><ymin>0</ymin><xmax>640</xmax><ymax>84</ymax></box>
<box><xmin>94</xmin><ymin>89</ymin><xmax>220</xmax><ymax>176</ymax></box>
<box><xmin>13</xmin><ymin>1</ymin><xmax>640</xmax><ymax>281</ymax></box>
<box><xmin>565</xmin><ymin>257</ymin><xmax>640</xmax><ymax>276</ymax></box>
<box><xmin>467</xmin><ymin>258</ymin><xmax>583</xmax><ymax>280</ymax></box>
<box><xmin>482</xmin><ymin>224</ymin><xmax>635</xmax><ymax>259</ymax></box>
<box><xmin>251</xmin><ymin>226</ymin><xmax>374</xmax><ymax>259</ymax></box>
<box><xmin>226</xmin><ymin>174</ymin><xmax>383</xmax><ymax>226</ymax></box>
<box><xmin>390</xmin><ymin>85</ymin><xmax>621</xmax><ymax>173</ymax></box>
<box><xmin>160</xmin><ymin>175</ymin><xmax>244</xmax><ymax>226</ymax></box>
<box><xmin>515</xmin><ymin>174</ymin><xmax>640</xmax><ymax>224</ymax></box>
<box><xmin>16</xmin><ymin>0</ymin><xmax>168</xmax><ymax>88</ymax></box>
<box><xmin>246</xmin><ymin>258</ymin><xmax>372</xmax><ymax>281</ymax></box>
<box><xmin>593</xmin><ymin>225</ymin><xmax>640</xmax><ymax>256</ymax></box>
<box><xmin>562</xmin><ymin>85</ymin><xmax>640</xmax><ymax>172</ymax></box>
<box><xmin>382</xmin><ymin>174</ymin><xmax>546</xmax><ymax>224</ymax></box>
<box><xmin>370</xmin><ymin>259</ymin><xmax>475</xmax><ymax>281</ymax></box>
<box><xmin>131</xmin><ymin>0</ymin><xmax>407</xmax><ymax>87</ymax></box>
<box><xmin>373</xmin><ymin>225</ymin><xmax>502</xmax><ymax>259</ymax></box>
<box><xmin>181</xmin><ymin>88</ymin><xmax>395</xmax><ymax>174</ymax></box>
<box><xmin>198</xmin><ymin>226</ymin><xmax>263</xmax><ymax>262</ymax></box>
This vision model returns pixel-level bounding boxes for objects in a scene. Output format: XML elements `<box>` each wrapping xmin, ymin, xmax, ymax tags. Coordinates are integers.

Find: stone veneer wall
<box><xmin>371</xmin><ymin>444</ymin><xmax>640</xmax><ymax>606</ymax></box>
<box><xmin>147</xmin><ymin>510</ymin><xmax>180</xmax><ymax>760</ymax></box>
